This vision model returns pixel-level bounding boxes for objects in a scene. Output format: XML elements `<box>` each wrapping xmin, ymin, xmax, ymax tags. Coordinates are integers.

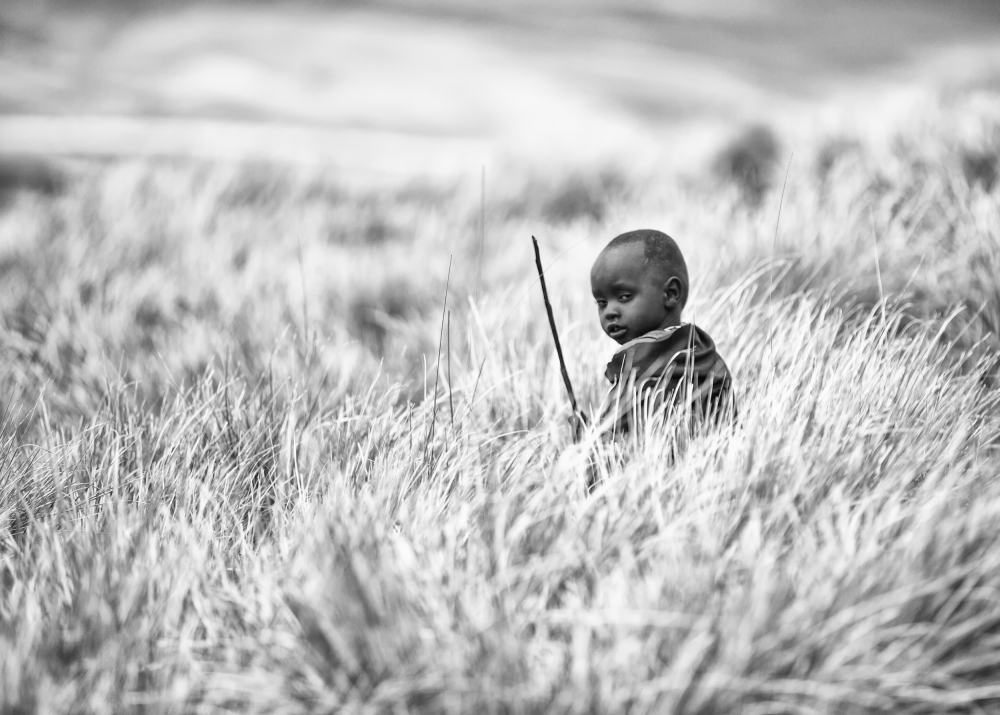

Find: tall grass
<box><xmin>1</xmin><ymin>87</ymin><xmax>1000</xmax><ymax>712</ymax></box>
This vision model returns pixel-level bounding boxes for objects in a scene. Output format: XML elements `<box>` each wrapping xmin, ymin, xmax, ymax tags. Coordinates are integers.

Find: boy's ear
<box><xmin>663</xmin><ymin>276</ymin><xmax>683</xmax><ymax>310</ymax></box>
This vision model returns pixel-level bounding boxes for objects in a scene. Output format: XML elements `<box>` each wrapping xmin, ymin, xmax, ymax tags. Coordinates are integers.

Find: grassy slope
<box><xmin>2</xmin><ymin>88</ymin><xmax>1000</xmax><ymax>712</ymax></box>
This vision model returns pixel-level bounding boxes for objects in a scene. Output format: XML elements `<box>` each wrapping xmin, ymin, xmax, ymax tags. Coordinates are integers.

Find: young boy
<box><xmin>591</xmin><ymin>229</ymin><xmax>734</xmax><ymax>438</ymax></box>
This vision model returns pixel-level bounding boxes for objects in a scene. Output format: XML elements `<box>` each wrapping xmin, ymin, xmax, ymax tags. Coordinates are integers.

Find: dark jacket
<box><xmin>598</xmin><ymin>323</ymin><xmax>735</xmax><ymax>437</ymax></box>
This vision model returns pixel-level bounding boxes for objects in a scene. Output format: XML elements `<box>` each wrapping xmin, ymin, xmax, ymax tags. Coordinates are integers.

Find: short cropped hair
<box><xmin>606</xmin><ymin>229</ymin><xmax>689</xmax><ymax>308</ymax></box>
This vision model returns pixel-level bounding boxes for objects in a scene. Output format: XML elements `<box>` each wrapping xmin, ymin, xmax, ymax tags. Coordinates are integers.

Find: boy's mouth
<box><xmin>606</xmin><ymin>324</ymin><xmax>627</xmax><ymax>340</ymax></box>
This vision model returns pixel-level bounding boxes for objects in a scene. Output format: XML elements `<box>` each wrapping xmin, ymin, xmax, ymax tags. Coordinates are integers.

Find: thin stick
<box><xmin>476</xmin><ymin>166</ymin><xmax>486</xmax><ymax>301</ymax></box>
<box><xmin>531</xmin><ymin>236</ymin><xmax>578</xmax><ymax>415</ymax></box>
<box><xmin>447</xmin><ymin>309</ymin><xmax>454</xmax><ymax>428</ymax></box>
<box><xmin>465</xmin><ymin>231</ymin><xmax>592</xmax><ymax>422</ymax></box>
<box><xmin>426</xmin><ymin>256</ymin><xmax>453</xmax><ymax>465</ymax></box>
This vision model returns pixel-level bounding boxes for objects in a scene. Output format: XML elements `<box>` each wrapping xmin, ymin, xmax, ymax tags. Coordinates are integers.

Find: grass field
<box><xmin>3</xmin><ymin>69</ymin><xmax>1000</xmax><ymax>713</ymax></box>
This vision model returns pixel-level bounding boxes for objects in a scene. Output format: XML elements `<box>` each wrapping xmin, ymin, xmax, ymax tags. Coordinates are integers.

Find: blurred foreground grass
<box><xmin>2</xmin><ymin>86</ymin><xmax>1000</xmax><ymax>712</ymax></box>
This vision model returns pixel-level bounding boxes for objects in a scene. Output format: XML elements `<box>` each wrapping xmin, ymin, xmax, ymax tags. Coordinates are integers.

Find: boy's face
<box><xmin>590</xmin><ymin>243</ymin><xmax>681</xmax><ymax>344</ymax></box>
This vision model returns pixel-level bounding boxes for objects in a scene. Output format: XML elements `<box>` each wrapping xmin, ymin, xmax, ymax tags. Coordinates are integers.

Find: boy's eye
<box><xmin>595</xmin><ymin>300</ymin><xmax>607</xmax><ymax>308</ymax></box>
<box><xmin>618</xmin><ymin>293</ymin><xmax>631</xmax><ymax>302</ymax></box>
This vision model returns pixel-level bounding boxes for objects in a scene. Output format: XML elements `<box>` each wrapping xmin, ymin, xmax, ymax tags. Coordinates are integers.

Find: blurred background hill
<box><xmin>2</xmin><ymin>0</ymin><xmax>1000</xmax><ymax>178</ymax></box>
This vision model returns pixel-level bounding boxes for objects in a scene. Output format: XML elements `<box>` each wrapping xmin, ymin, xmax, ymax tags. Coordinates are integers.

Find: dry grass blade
<box><xmin>425</xmin><ymin>256</ymin><xmax>453</xmax><ymax>469</ymax></box>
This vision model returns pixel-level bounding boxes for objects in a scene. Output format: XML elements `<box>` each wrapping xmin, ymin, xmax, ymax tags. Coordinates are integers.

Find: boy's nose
<box><xmin>603</xmin><ymin>304</ymin><xmax>620</xmax><ymax>320</ymax></box>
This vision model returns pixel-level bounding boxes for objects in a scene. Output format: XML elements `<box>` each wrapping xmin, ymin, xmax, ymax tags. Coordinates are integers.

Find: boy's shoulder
<box><xmin>599</xmin><ymin>322</ymin><xmax>736</xmax><ymax>432</ymax></box>
<box><xmin>605</xmin><ymin>323</ymin><xmax>731</xmax><ymax>387</ymax></box>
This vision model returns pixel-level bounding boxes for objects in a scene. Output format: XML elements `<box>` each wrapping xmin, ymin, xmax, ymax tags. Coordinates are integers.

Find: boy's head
<box><xmin>590</xmin><ymin>229</ymin><xmax>688</xmax><ymax>344</ymax></box>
